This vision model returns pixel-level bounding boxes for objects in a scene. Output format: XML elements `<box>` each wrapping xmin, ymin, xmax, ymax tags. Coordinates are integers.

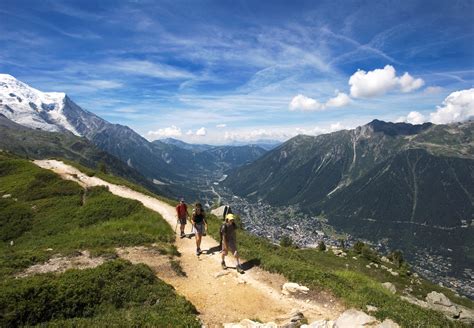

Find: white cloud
<box><xmin>186</xmin><ymin>129</ymin><xmax>193</xmax><ymax>135</ymax></box>
<box><xmin>289</xmin><ymin>94</ymin><xmax>324</xmax><ymax>111</ymax></box>
<box><xmin>147</xmin><ymin>125</ymin><xmax>182</xmax><ymax>138</ymax></box>
<box><xmin>349</xmin><ymin>65</ymin><xmax>424</xmax><ymax>98</ymax></box>
<box><xmin>84</xmin><ymin>79</ymin><xmax>123</xmax><ymax>89</ymax></box>
<box><xmin>399</xmin><ymin>72</ymin><xmax>425</xmax><ymax>93</ymax></box>
<box><xmin>289</xmin><ymin>92</ymin><xmax>351</xmax><ymax>111</ymax></box>
<box><xmin>296</xmin><ymin>122</ymin><xmax>346</xmax><ymax>135</ymax></box>
<box><xmin>429</xmin><ymin>88</ymin><xmax>474</xmax><ymax>124</ymax></box>
<box><xmin>398</xmin><ymin>111</ymin><xmax>426</xmax><ymax>124</ymax></box>
<box><xmin>112</xmin><ymin>60</ymin><xmax>194</xmax><ymax>80</ymax></box>
<box><xmin>196</xmin><ymin>127</ymin><xmax>207</xmax><ymax>136</ymax></box>
<box><xmin>216</xmin><ymin>124</ymin><xmax>227</xmax><ymax>128</ymax></box>
<box><xmin>326</xmin><ymin>92</ymin><xmax>351</xmax><ymax>107</ymax></box>
<box><xmin>423</xmin><ymin>86</ymin><xmax>444</xmax><ymax>95</ymax></box>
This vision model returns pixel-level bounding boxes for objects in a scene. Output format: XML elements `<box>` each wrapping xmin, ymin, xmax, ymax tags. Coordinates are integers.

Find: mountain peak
<box><xmin>365</xmin><ymin>119</ymin><xmax>433</xmax><ymax>136</ymax></box>
<box><xmin>0</xmin><ymin>74</ymin><xmax>79</xmax><ymax>135</ymax></box>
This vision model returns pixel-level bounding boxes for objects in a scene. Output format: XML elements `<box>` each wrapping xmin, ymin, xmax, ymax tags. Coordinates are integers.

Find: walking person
<box><xmin>221</xmin><ymin>213</ymin><xmax>244</xmax><ymax>273</ymax></box>
<box><xmin>175</xmin><ymin>198</ymin><xmax>190</xmax><ymax>238</ymax></box>
<box><xmin>191</xmin><ymin>203</ymin><xmax>207</xmax><ymax>255</ymax></box>
<box><xmin>219</xmin><ymin>205</ymin><xmax>232</xmax><ymax>250</ymax></box>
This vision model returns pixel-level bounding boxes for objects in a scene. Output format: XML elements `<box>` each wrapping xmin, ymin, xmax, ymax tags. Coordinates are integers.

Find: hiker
<box><xmin>219</xmin><ymin>205</ymin><xmax>232</xmax><ymax>250</ymax></box>
<box><xmin>191</xmin><ymin>202</ymin><xmax>207</xmax><ymax>255</ymax></box>
<box><xmin>221</xmin><ymin>213</ymin><xmax>244</xmax><ymax>273</ymax></box>
<box><xmin>175</xmin><ymin>198</ymin><xmax>190</xmax><ymax>238</ymax></box>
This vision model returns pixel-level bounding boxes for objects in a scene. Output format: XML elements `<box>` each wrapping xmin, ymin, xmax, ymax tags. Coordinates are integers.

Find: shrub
<box><xmin>361</xmin><ymin>245</ymin><xmax>380</xmax><ymax>263</ymax></box>
<box><xmin>388</xmin><ymin>250</ymin><xmax>404</xmax><ymax>268</ymax></box>
<box><xmin>318</xmin><ymin>241</ymin><xmax>326</xmax><ymax>251</ymax></box>
<box><xmin>0</xmin><ymin>199</ymin><xmax>33</xmax><ymax>241</ymax></box>
<box><xmin>280</xmin><ymin>235</ymin><xmax>293</xmax><ymax>247</ymax></box>
<box><xmin>353</xmin><ymin>241</ymin><xmax>365</xmax><ymax>254</ymax></box>
<box><xmin>0</xmin><ymin>260</ymin><xmax>200</xmax><ymax>327</ymax></box>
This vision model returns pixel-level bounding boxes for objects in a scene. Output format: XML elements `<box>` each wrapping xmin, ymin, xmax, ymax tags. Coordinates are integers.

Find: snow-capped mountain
<box><xmin>0</xmin><ymin>74</ymin><xmax>188</xmax><ymax>185</ymax></box>
<box><xmin>0</xmin><ymin>74</ymin><xmax>106</xmax><ymax>137</ymax></box>
<box><xmin>0</xmin><ymin>74</ymin><xmax>74</xmax><ymax>134</ymax></box>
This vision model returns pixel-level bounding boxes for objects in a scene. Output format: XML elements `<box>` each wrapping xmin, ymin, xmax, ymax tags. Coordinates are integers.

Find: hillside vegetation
<box><xmin>224</xmin><ymin>120</ymin><xmax>474</xmax><ymax>282</ymax></box>
<box><xmin>0</xmin><ymin>152</ymin><xmax>199</xmax><ymax>327</ymax></box>
<box><xmin>205</xmin><ymin>214</ymin><xmax>473</xmax><ymax>327</ymax></box>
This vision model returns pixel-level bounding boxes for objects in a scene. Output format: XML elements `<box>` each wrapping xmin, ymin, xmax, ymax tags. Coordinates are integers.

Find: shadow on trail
<box><xmin>240</xmin><ymin>258</ymin><xmax>261</xmax><ymax>271</ymax></box>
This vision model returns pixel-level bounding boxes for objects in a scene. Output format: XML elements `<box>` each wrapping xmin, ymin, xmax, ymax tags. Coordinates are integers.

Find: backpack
<box><xmin>222</xmin><ymin>205</ymin><xmax>232</xmax><ymax>221</ymax></box>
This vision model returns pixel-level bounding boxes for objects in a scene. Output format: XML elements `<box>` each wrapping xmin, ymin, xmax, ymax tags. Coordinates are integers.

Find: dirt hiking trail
<box><xmin>34</xmin><ymin>159</ymin><xmax>344</xmax><ymax>327</ymax></box>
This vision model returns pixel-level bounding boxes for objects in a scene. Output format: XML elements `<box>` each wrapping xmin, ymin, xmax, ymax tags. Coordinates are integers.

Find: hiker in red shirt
<box><xmin>176</xmin><ymin>198</ymin><xmax>190</xmax><ymax>238</ymax></box>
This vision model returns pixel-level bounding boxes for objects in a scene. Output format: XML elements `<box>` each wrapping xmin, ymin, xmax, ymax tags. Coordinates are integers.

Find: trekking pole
<box><xmin>174</xmin><ymin>217</ymin><xmax>179</xmax><ymax>233</ymax></box>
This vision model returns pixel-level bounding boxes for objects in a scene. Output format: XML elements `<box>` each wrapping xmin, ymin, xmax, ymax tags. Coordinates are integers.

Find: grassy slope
<box><xmin>0</xmin><ymin>152</ymin><xmax>199</xmax><ymax>327</ymax></box>
<box><xmin>205</xmin><ymin>214</ymin><xmax>472</xmax><ymax>327</ymax></box>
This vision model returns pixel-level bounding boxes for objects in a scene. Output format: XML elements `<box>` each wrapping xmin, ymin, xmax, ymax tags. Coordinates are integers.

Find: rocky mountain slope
<box><xmin>0</xmin><ymin>75</ymin><xmax>267</xmax><ymax>199</ymax></box>
<box><xmin>0</xmin><ymin>114</ymin><xmax>177</xmax><ymax>197</ymax></box>
<box><xmin>224</xmin><ymin>120</ymin><xmax>474</xmax><ymax>288</ymax></box>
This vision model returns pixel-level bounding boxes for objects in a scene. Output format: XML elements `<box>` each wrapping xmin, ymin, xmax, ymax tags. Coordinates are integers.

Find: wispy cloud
<box><xmin>109</xmin><ymin>60</ymin><xmax>195</xmax><ymax>80</ymax></box>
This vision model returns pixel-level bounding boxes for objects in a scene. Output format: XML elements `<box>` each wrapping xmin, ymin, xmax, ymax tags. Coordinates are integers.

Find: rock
<box><xmin>224</xmin><ymin>319</ymin><xmax>271</xmax><ymax>328</ymax></box>
<box><xmin>215</xmin><ymin>271</ymin><xmax>231</xmax><ymax>278</ymax></box>
<box><xmin>381</xmin><ymin>256</ymin><xmax>390</xmax><ymax>263</ymax></box>
<box><xmin>425</xmin><ymin>291</ymin><xmax>461</xmax><ymax>318</ymax></box>
<box><xmin>334</xmin><ymin>309</ymin><xmax>378</xmax><ymax>327</ymax></box>
<box><xmin>332</xmin><ymin>249</ymin><xmax>343</xmax><ymax>256</ymax></box>
<box><xmin>211</xmin><ymin>205</ymin><xmax>227</xmax><ymax>218</ymax></box>
<box><xmin>352</xmin><ymin>257</ymin><xmax>358</xmax><ymax>260</ymax></box>
<box><xmin>290</xmin><ymin>312</ymin><xmax>304</xmax><ymax>322</ymax></box>
<box><xmin>366</xmin><ymin>265</ymin><xmax>371</xmax><ymax>269</ymax></box>
<box><xmin>282</xmin><ymin>282</ymin><xmax>309</xmax><ymax>294</ymax></box>
<box><xmin>2</xmin><ymin>194</ymin><xmax>11</xmax><ymax>198</ymax></box>
<box><xmin>237</xmin><ymin>277</ymin><xmax>247</xmax><ymax>284</ymax></box>
<box><xmin>366</xmin><ymin>305</ymin><xmax>378</xmax><ymax>312</ymax></box>
<box><xmin>412</xmin><ymin>273</ymin><xmax>419</xmax><ymax>278</ymax></box>
<box><xmin>426</xmin><ymin>291</ymin><xmax>452</xmax><ymax>307</ymax></box>
<box><xmin>390</xmin><ymin>271</ymin><xmax>399</xmax><ymax>277</ymax></box>
<box><xmin>302</xmin><ymin>320</ymin><xmax>334</xmax><ymax>328</ymax></box>
<box><xmin>381</xmin><ymin>282</ymin><xmax>396</xmax><ymax>294</ymax></box>
<box><xmin>376</xmin><ymin>319</ymin><xmax>400</xmax><ymax>328</ymax></box>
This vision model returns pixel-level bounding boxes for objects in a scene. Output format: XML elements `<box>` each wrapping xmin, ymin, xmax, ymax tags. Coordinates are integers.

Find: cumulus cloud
<box><xmin>396</xmin><ymin>88</ymin><xmax>474</xmax><ymax>125</ymax></box>
<box><xmin>289</xmin><ymin>94</ymin><xmax>325</xmax><ymax>111</ymax></box>
<box><xmin>399</xmin><ymin>72</ymin><xmax>425</xmax><ymax>93</ymax></box>
<box><xmin>429</xmin><ymin>88</ymin><xmax>474</xmax><ymax>124</ymax></box>
<box><xmin>196</xmin><ymin>127</ymin><xmax>207</xmax><ymax>136</ymax></box>
<box><xmin>397</xmin><ymin>111</ymin><xmax>426</xmax><ymax>124</ymax></box>
<box><xmin>147</xmin><ymin>125</ymin><xmax>182</xmax><ymax>138</ymax></box>
<box><xmin>289</xmin><ymin>92</ymin><xmax>351</xmax><ymax>111</ymax></box>
<box><xmin>349</xmin><ymin>65</ymin><xmax>424</xmax><ymax>98</ymax></box>
<box><xmin>186</xmin><ymin>130</ymin><xmax>193</xmax><ymax>135</ymax></box>
<box><xmin>296</xmin><ymin>122</ymin><xmax>346</xmax><ymax>135</ymax></box>
<box><xmin>326</xmin><ymin>92</ymin><xmax>351</xmax><ymax>107</ymax></box>
<box><xmin>216</xmin><ymin>124</ymin><xmax>227</xmax><ymax>128</ymax></box>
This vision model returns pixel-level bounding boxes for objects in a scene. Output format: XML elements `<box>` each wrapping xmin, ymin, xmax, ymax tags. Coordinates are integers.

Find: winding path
<box><xmin>34</xmin><ymin>159</ymin><xmax>343</xmax><ymax>327</ymax></box>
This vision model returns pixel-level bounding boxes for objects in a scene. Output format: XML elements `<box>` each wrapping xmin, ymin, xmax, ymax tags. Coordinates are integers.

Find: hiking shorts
<box><xmin>223</xmin><ymin>241</ymin><xmax>238</xmax><ymax>256</ymax></box>
<box><xmin>194</xmin><ymin>223</ymin><xmax>205</xmax><ymax>236</ymax></box>
<box><xmin>178</xmin><ymin>217</ymin><xmax>187</xmax><ymax>225</ymax></box>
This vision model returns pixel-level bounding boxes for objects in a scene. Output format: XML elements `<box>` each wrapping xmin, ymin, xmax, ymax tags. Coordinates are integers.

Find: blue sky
<box><xmin>1</xmin><ymin>0</ymin><xmax>473</xmax><ymax>144</ymax></box>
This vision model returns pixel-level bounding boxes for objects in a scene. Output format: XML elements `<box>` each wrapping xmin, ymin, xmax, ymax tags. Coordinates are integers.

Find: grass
<box><xmin>59</xmin><ymin>158</ymin><xmax>179</xmax><ymax>206</ymax></box>
<box><xmin>0</xmin><ymin>260</ymin><xmax>200</xmax><ymax>327</ymax></box>
<box><xmin>0</xmin><ymin>152</ymin><xmax>199</xmax><ymax>326</ymax></box>
<box><xmin>205</xmin><ymin>213</ymin><xmax>472</xmax><ymax>327</ymax></box>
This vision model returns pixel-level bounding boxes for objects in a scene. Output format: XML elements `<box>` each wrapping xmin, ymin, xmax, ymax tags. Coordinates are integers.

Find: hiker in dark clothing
<box><xmin>191</xmin><ymin>203</ymin><xmax>207</xmax><ymax>255</ymax></box>
<box><xmin>221</xmin><ymin>213</ymin><xmax>244</xmax><ymax>273</ymax></box>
